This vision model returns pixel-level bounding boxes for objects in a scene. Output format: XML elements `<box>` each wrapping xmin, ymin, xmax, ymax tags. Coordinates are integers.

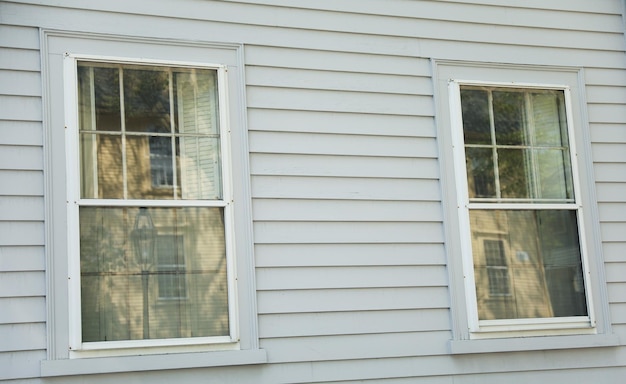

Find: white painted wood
<box><xmin>2</xmin><ymin>2</ymin><xmax>623</xmax><ymax>68</ymax></box>
<box><xmin>585</xmin><ymin>68</ymin><xmax>626</xmax><ymax>86</ymax></box>
<box><xmin>0</xmin><ymin>223</ymin><xmax>44</xmax><ymax>246</ymax></box>
<box><xmin>0</xmin><ymin>271</ymin><xmax>45</xmax><ymax>297</ymax></box>
<box><xmin>228</xmin><ymin>0</ymin><xmax>624</xmax><ymax>27</ymax></box>
<box><xmin>601</xmin><ymin>223</ymin><xmax>626</xmax><ymax>242</ymax></box>
<box><xmin>0</xmin><ymin>246</ymin><xmax>45</xmax><ymax>272</ymax></box>
<box><xmin>0</xmin><ymin>297</ymin><xmax>46</xmax><ymax>324</ymax></box>
<box><xmin>0</xmin><ymin>350</ymin><xmax>46</xmax><ymax>381</ymax></box>
<box><xmin>246</xmin><ymin>66</ymin><xmax>433</xmax><ymax>95</ymax></box>
<box><xmin>256</xmin><ymin>265</ymin><xmax>448</xmax><ymax>290</ymax></box>
<box><xmin>253</xmin><ymin>221</ymin><xmax>443</xmax><ymax>244</ymax></box>
<box><xmin>252</xmin><ymin>176</ymin><xmax>441</xmax><ymax>201</ymax></box>
<box><xmin>0</xmin><ymin>121</ymin><xmax>43</xmax><ymax>146</ymax></box>
<box><xmin>0</xmin><ymin>323</ymin><xmax>46</xmax><ymax>352</ymax></box>
<box><xmin>257</xmin><ymin>287</ymin><xmax>450</xmax><ymax>314</ymax></box>
<box><xmin>249</xmin><ymin>132</ymin><xmax>438</xmax><ymax>157</ymax></box>
<box><xmin>605</xmin><ymin>262</ymin><xmax>626</xmax><ymax>283</ymax></box>
<box><xmin>253</xmin><ymin>199</ymin><xmax>443</xmax><ymax>222</ymax></box>
<box><xmin>0</xmin><ymin>25</ymin><xmax>39</xmax><ymax>49</ymax></box>
<box><xmin>0</xmin><ymin>170</ymin><xmax>43</xmax><ymax>196</ymax></box>
<box><xmin>592</xmin><ymin>143</ymin><xmax>626</xmax><ymax>162</ymax></box>
<box><xmin>247</xmin><ymin>109</ymin><xmax>436</xmax><ymax>137</ymax></box>
<box><xmin>245</xmin><ymin>45</ymin><xmax>432</xmax><ymax>75</ymax></box>
<box><xmin>598</xmin><ymin>203</ymin><xmax>626</xmax><ymax>222</ymax></box>
<box><xmin>0</xmin><ymin>145</ymin><xmax>43</xmax><ymax>170</ymax></box>
<box><xmin>258</xmin><ymin>309</ymin><xmax>450</xmax><ymax>337</ymax></box>
<box><xmin>596</xmin><ymin>183</ymin><xmax>626</xmax><ymax>203</ymax></box>
<box><xmin>588</xmin><ymin>104</ymin><xmax>626</xmax><ymax>123</ymax></box>
<box><xmin>604</xmin><ymin>243</ymin><xmax>626</xmax><ymax>263</ymax></box>
<box><xmin>0</xmin><ymin>196</ymin><xmax>44</xmax><ymax>221</ymax></box>
<box><xmin>260</xmin><ymin>331</ymin><xmax>452</xmax><ymax>363</ymax></box>
<box><xmin>0</xmin><ymin>96</ymin><xmax>42</xmax><ymax>121</ymax></box>
<box><xmin>594</xmin><ymin>164</ymin><xmax>626</xmax><ymax>182</ymax></box>
<box><xmin>247</xmin><ymin>86</ymin><xmax>434</xmax><ymax>116</ymax></box>
<box><xmin>251</xmin><ymin>154</ymin><xmax>440</xmax><ymax>179</ymax></box>
<box><xmin>589</xmin><ymin>123</ymin><xmax>626</xmax><ymax>143</ymax></box>
<box><xmin>0</xmin><ymin>70</ymin><xmax>41</xmax><ymax>97</ymax></box>
<box><xmin>586</xmin><ymin>85</ymin><xmax>626</xmax><ymax>104</ymax></box>
<box><xmin>0</xmin><ymin>48</ymin><xmax>40</xmax><ymax>71</ymax></box>
<box><xmin>254</xmin><ymin>243</ymin><xmax>446</xmax><ymax>267</ymax></box>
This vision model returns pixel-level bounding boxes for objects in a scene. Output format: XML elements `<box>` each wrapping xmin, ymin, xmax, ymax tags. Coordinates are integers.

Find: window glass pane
<box><xmin>78</xmin><ymin>62</ymin><xmax>222</xmax><ymax>201</ymax></box>
<box><xmin>497</xmin><ymin>148</ymin><xmax>531</xmax><ymax>199</ymax></box>
<box><xmin>126</xmin><ymin>135</ymin><xmax>181</xmax><ymax>200</ymax></box>
<box><xmin>80</xmin><ymin>206</ymin><xmax>229</xmax><ymax>342</ymax></box>
<box><xmin>180</xmin><ymin>136</ymin><xmax>222</xmax><ymax>199</ymax></box>
<box><xmin>80</xmin><ymin>134</ymin><xmax>124</xmax><ymax>199</ymax></box>
<box><xmin>175</xmin><ymin>70</ymin><xmax>220</xmax><ymax>135</ymax></box>
<box><xmin>536</xmin><ymin>149</ymin><xmax>574</xmax><ymax>200</ymax></box>
<box><xmin>470</xmin><ymin>209</ymin><xmax>587</xmax><ymax>321</ymax></box>
<box><xmin>532</xmin><ymin>92</ymin><xmax>567</xmax><ymax>147</ymax></box>
<box><xmin>493</xmin><ymin>91</ymin><xmax>525</xmax><ymax>145</ymax></box>
<box><xmin>465</xmin><ymin>147</ymin><xmax>495</xmax><ymax>198</ymax></box>
<box><xmin>461</xmin><ymin>89</ymin><xmax>491</xmax><ymax>145</ymax></box>
<box><xmin>124</xmin><ymin>69</ymin><xmax>171</xmax><ymax>134</ymax></box>
<box><xmin>77</xmin><ymin>65</ymin><xmax>121</xmax><ymax>132</ymax></box>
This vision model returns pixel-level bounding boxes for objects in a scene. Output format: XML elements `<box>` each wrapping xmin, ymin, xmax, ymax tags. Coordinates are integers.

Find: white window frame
<box><xmin>433</xmin><ymin>60</ymin><xmax>618</xmax><ymax>354</ymax></box>
<box><xmin>65</xmin><ymin>54</ymin><xmax>238</xmax><ymax>353</ymax></box>
<box><xmin>450</xmin><ymin>79</ymin><xmax>595</xmax><ymax>336</ymax></box>
<box><xmin>41</xmin><ymin>31</ymin><xmax>265</xmax><ymax>376</ymax></box>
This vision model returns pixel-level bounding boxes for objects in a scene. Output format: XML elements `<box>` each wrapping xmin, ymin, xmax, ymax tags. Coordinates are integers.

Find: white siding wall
<box><xmin>0</xmin><ymin>23</ymin><xmax>47</xmax><ymax>381</ymax></box>
<box><xmin>0</xmin><ymin>0</ymin><xmax>625</xmax><ymax>382</ymax></box>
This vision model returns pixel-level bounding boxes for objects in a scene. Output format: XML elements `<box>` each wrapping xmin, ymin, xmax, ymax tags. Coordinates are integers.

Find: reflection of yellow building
<box><xmin>470</xmin><ymin>210</ymin><xmax>587</xmax><ymax>321</ymax></box>
<box><xmin>80</xmin><ymin>206</ymin><xmax>229</xmax><ymax>342</ymax></box>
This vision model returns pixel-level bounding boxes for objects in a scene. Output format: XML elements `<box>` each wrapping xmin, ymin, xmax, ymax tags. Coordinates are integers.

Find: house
<box><xmin>1</xmin><ymin>0</ymin><xmax>626</xmax><ymax>382</ymax></box>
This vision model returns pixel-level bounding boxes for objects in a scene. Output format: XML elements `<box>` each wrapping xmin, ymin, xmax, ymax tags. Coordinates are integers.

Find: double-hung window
<box><xmin>42</xmin><ymin>33</ymin><xmax>264</xmax><ymax>375</ymax></box>
<box><xmin>454</xmin><ymin>84</ymin><xmax>589</xmax><ymax>332</ymax></box>
<box><xmin>69</xmin><ymin>60</ymin><xmax>234</xmax><ymax>348</ymax></box>
<box><xmin>434</xmin><ymin>62</ymin><xmax>616</xmax><ymax>350</ymax></box>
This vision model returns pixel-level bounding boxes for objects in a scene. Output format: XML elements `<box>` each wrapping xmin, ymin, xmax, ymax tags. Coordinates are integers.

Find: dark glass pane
<box><xmin>498</xmin><ymin>148</ymin><xmax>530</xmax><ymax>199</ymax></box>
<box><xmin>465</xmin><ymin>147</ymin><xmax>495</xmax><ymax>198</ymax></box>
<box><xmin>124</xmin><ymin>69</ymin><xmax>171</xmax><ymax>133</ymax></box>
<box><xmin>77</xmin><ymin>65</ymin><xmax>122</xmax><ymax>132</ymax></box>
<box><xmin>470</xmin><ymin>209</ymin><xmax>587</xmax><ymax>320</ymax></box>
<box><xmin>461</xmin><ymin>89</ymin><xmax>491</xmax><ymax>144</ymax></box>
<box><xmin>493</xmin><ymin>91</ymin><xmax>525</xmax><ymax>145</ymax></box>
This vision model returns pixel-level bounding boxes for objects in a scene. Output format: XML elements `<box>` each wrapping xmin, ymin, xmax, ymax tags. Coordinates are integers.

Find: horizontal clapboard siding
<box><xmin>0</xmin><ymin>0</ymin><xmax>624</xmax><ymax>382</ymax></box>
<box><xmin>1</xmin><ymin>2</ymin><xmax>624</xmax><ymax>67</ymax></box>
<box><xmin>0</xmin><ymin>23</ymin><xmax>47</xmax><ymax>381</ymax></box>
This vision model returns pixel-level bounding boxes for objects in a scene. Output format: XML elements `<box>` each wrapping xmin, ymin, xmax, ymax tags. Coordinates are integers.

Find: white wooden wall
<box><xmin>0</xmin><ymin>0</ymin><xmax>625</xmax><ymax>382</ymax></box>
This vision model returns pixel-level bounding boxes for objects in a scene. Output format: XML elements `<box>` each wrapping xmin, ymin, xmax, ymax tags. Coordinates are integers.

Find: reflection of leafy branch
<box><xmin>80</xmin><ymin>224</ymin><xmax>127</xmax><ymax>274</ymax></box>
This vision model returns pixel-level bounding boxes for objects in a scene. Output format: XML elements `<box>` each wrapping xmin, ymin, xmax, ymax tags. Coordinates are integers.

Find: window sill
<box><xmin>449</xmin><ymin>333</ymin><xmax>620</xmax><ymax>355</ymax></box>
<box><xmin>40</xmin><ymin>349</ymin><xmax>267</xmax><ymax>377</ymax></box>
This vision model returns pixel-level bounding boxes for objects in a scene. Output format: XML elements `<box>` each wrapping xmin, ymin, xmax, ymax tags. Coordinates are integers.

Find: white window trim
<box><xmin>432</xmin><ymin>60</ymin><xmax>619</xmax><ymax>354</ymax></box>
<box><xmin>41</xmin><ymin>30</ymin><xmax>265</xmax><ymax>376</ymax></box>
<box><xmin>64</xmin><ymin>55</ymin><xmax>238</xmax><ymax>354</ymax></box>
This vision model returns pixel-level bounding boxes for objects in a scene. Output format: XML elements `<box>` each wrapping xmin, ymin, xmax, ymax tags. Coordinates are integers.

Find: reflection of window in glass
<box><xmin>149</xmin><ymin>136</ymin><xmax>174</xmax><ymax>187</ymax></box>
<box><xmin>484</xmin><ymin>240</ymin><xmax>510</xmax><ymax>296</ymax></box>
<box><xmin>156</xmin><ymin>234</ymin><xmax>186</xmax><ymax>299</ymax></box>
<box><xmin>76</xmin><ymin>61</ymin><xmax>231</xmax><ymax>345</ymax></box>
<box><xmin>459</xmin><ymin>85</ymin><xmax>589</xmax><ymax>326</ymax></box>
